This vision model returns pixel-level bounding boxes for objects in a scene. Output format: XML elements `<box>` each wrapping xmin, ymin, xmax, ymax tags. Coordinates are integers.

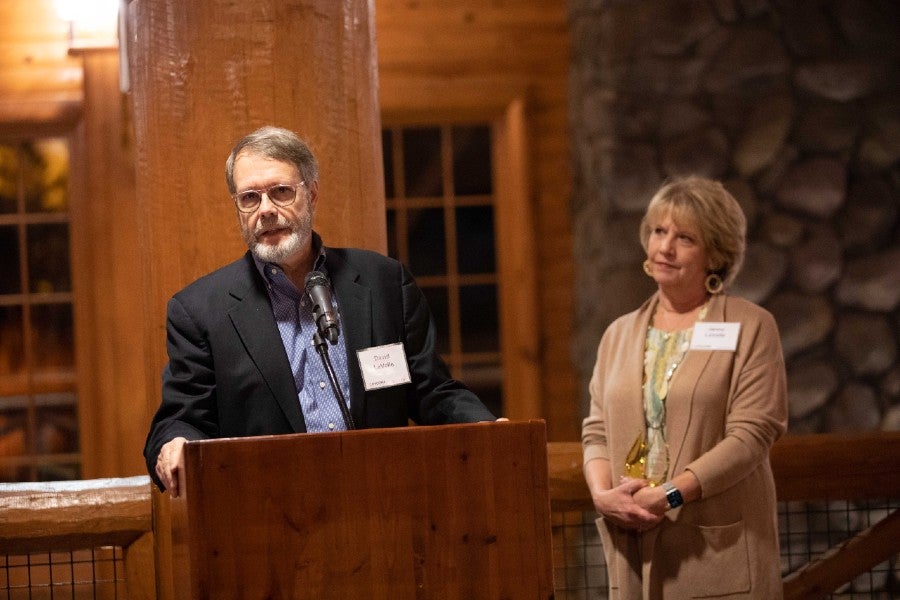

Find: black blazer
<box><xmin>143</xmin><ymin>243</ymin><xmax>495</xmax><ymax>488</ymax></box>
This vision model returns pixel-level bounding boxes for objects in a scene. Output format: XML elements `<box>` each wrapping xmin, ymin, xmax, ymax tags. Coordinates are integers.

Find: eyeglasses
<box><xmin>232</xmin><ymin>182</ymin><xmax>305</xmax><ymax>213</ymax></box>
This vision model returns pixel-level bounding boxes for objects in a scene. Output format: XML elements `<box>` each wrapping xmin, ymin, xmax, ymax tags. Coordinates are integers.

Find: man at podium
<box><xmin>144</xmin><ymin>126</ymin><xmax>498</xmax><ymax>496</ymax></box>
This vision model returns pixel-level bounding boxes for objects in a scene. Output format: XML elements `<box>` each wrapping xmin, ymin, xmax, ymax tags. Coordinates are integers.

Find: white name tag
<box><xmin>691</xmin><ymin>322</ymin><xmax>741</xmax><ymax>351</ymax></box>
<box><xmin>357</xmin><ymin>343</ymin><xmax>412</xmax><ymax>391</ymax></box>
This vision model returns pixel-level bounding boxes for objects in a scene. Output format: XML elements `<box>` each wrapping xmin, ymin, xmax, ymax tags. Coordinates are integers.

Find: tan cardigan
<box><xmin>582</xmin><ymin>292</ymin><xmax>788</xmax><ymax>599</ymax></box>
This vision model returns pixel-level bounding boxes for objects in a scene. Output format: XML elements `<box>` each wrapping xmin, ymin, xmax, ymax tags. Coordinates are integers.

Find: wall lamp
<box><xmin>54</xmin><ymin>0</ymin><xmax>121</xmax><ymax>50</ymax></box>
<box><xmin>55</xmin><ymin>0</ymin><xmax>130</xmax><ymax>92</ymax></box>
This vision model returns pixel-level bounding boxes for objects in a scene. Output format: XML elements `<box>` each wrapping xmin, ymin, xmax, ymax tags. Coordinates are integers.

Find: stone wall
<box><xmin>569</xmin><ymin>0</ymin><xmax>900</xmax><ymax>433</ymax></box>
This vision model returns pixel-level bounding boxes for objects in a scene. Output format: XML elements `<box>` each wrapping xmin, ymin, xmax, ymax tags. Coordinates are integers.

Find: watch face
<box><xmin>665</xmin><ymin>485</ymin><xmax>684</xmax><ymax>508</ymax></box>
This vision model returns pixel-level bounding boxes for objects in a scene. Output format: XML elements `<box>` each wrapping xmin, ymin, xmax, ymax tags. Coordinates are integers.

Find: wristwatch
<box><xmin>662</xmin><ymin>482</ymin><xmax>684</xmax><ymax>509</ymax></box>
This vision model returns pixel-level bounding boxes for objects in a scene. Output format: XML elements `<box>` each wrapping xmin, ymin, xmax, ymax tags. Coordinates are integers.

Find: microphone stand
<box><xmin>312</xmin><ymin>330</ymin><xmax>355</xmax><ymax>430</ymax></box>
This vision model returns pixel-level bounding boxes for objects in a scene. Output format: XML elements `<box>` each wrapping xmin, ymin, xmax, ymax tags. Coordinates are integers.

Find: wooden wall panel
<box><xmin>69</xmin><ymin>49</ymin><xmax>145</xmax><ymax>478</ymax></box>
<box><xmin>530</xmin><ymin>93</ymin><xmax>577</xmax><ymax>441</ymax></box>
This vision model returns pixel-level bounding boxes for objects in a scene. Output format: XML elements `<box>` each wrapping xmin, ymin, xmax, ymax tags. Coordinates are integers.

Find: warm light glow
<box><xmin>55</xmin><ymin>0</ymin><xmax>120</xmax><ymax>49</ymax></box>
<box><xmin>55</xmin><ymin>0</ymin><xmax>118</xmax><ymax>26</ymax></box>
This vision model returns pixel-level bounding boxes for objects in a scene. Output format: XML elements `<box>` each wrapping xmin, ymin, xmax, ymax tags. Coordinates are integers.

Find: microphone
<box><xmin>304</xmin><ymin>270</ymin><xmax>340</xmax><ymax>344</ymax></box>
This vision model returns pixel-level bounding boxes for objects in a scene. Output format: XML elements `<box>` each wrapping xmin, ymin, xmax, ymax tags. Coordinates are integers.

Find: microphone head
<box><xmin>304</xmin><ymin>270</ymin><xmax>330</xmax><ymax>293</ymax></box>
<box><xmin>304</xmin><ymin>270</ymin><xmax>340</xmax><ymax>344</ymax></box>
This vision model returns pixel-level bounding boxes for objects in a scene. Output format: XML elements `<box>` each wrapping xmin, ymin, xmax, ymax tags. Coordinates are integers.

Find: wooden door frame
<box><xmin>380</xmin><ymin>75</ymin><xmax>541</xmax><ymax>421</ymax></box>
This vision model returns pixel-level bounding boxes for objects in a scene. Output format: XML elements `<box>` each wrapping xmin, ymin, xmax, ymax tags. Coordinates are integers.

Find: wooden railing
<box><xmin>1</xmin><ymin>433</ymin><xmax>898</xmax><ymax>599</ymax></box>
<box><xmin>0</xmin><ymin>476</ymin><xmax>155</xmax><ymax>600</ymax></box>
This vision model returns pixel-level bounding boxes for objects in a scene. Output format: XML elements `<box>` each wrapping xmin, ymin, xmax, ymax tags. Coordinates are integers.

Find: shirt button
<box><xmin>319</xmin><ymin>381</ymin><xmax>326</xmax><ymax>389</ymax></box>
<box><xmin>328</xmin><ymin>422</ymin><xmax>335</xmax><ymax>430</ymax></box>
<box><xmin>270</xmin><ymin>267</ymin><xmax>277</xmax><ymax>275</ymax></box>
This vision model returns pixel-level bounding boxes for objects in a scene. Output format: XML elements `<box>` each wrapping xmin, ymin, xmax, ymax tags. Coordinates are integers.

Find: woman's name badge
<box><xmin>357</xmin><ymin>343</ymin><xmax>412</xmax><ymax>391</ymax></box>
<box><xmin>691</xmin><ymin>322</ymin><xmax>741</xmax><ymax>351</ymax></box>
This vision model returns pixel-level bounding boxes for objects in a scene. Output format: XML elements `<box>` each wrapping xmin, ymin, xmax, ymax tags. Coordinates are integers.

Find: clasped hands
<box><xmin>592</xmin><ymin>476</ymin><xmax>669</xmax><ymax>532</ymax></box>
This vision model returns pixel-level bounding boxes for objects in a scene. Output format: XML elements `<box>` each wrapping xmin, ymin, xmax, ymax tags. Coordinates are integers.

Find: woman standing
<box><xmin>582</xmin><ymin>176</ymin><xmax>788</xmax><ymax>599</ymax></box>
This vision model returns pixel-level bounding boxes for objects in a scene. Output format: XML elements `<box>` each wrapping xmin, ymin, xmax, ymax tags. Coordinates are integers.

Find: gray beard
<box><xmin>244</xmin><ymin>210</ymin><xmax>312</xmax><ymax>265</ymax></box>
<box><xmin>250</xmin><ymin>231</ymin><xmax>306</xmax><ymax>264</ymax></box>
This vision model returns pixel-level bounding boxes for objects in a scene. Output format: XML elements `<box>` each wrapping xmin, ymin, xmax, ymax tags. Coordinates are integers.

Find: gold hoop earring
<box><xmin>705</xmin><ymin>273</ymin><xmax>724</xmax><ymax>294</ymax></box>
<box><xmin>643</xmin><ymin>260</ymin><xmax>653</xmax><ymax>277</ymax></box>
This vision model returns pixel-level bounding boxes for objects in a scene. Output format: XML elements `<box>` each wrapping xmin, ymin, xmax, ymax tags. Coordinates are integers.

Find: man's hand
<box><xmin>155</xmin><ymin>437</ymin><xmax>188</xmax><ymax>497</ymax></box>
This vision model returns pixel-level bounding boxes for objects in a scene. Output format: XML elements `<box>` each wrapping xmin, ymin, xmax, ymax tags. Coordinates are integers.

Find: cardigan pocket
<box><xmin>669</xmin><ymin>519</ymin><xmax>751</xmax><ymax>597</ymax></box>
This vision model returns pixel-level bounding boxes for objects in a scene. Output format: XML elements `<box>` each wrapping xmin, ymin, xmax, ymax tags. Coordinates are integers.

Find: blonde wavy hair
<box><xmin>639</xmin><ymin>176</ymin><xmax>747</xmax><ymax>287</ymax></box>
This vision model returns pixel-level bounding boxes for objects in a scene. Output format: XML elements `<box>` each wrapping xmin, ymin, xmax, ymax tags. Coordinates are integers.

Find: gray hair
<box><xmin>225</xmin><ymin>126</ymin><xmax>319</xmax><ymax>194</ymax></box>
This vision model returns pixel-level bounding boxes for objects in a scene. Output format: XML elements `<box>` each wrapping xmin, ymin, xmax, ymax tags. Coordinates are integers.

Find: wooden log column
<box><xmin>125</xmin><ymin>0</ymin><xmax>385</xmax><ymax>427</ymax></box>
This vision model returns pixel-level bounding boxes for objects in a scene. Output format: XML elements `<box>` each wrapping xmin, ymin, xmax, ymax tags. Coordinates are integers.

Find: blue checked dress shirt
<box><xmin>254</xmin><ymin>256</ymin><xmax>352</xmax><ymax>432</ymax></box>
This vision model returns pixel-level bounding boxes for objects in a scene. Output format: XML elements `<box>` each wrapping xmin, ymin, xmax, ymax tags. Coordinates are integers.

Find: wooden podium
<box><xmin>160</xmin><ymin>420</ymin><xmax>554</xmax><ymax>599</ymax></box>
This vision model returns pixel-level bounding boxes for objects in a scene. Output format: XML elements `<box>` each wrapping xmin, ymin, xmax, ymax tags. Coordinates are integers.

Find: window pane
<box><xmin>28</xmin><ymin>224</ymin><xmax>71</xmax><ymax>293</ymax></box>
<box><xmin>459</xmin><ymin>284</ymin><xmax>499</xmax><ymax>352</ymax></box>
<box><xmin>0</xmin><ymin>405</ymin><xmax>27</xmax><ymax>481</ymax></box>
<box><xmin>0</xmin><ymin>306</ymin><xmax>24</xmax><ymax>375</ymax></box>
<box><xmin>30</xmin><ymin>304</ymin><xmax>74</xmax><ymax>371</ymax></box>
<box><xmin>25</xmin><ymin>139</ymin><xmax>69</xmax><ymax>214</ymax></box>
<box><xmin>382</xmin><ymin>129</ymin><xmax>395</xmax><ymax>199</ymax></box>
<box><xmin>386</xmin><ymin>210</ymin><xmax>398</xmax><ymax>260</ymax></box>
<box><xmin>37</xmin><ymin>398</ymin><xmax>78</xmax><ymax>455</ymax></box>
<box><xmin>421</xmin><ymin>286</ymin><xmax>449</xmax><ymax>355</ymax></box>
<box><xmin>382</xmin><ymin>122</ymin><xmax>503</xmax><ymax>418</ymax></box>
<box><xmin>407</xmin><ymin>208</ymin><xmax>446</xmax><ymax>276</ymax></box>
<box><xmin>456</xmin><ymin>206</ymin><xmax>496</xmax><ymax>274</ymax></box>
<box><xmin>452</xmin><ymin>125</ymin><xmax>492</xmax><ymax>196</ymax></box>
<box><xmin>0</xmin><ymin>225</ymin><xmax>21</xmax><ymax>294</ymax></box>
<box><xmin>0</xmin><ymin>136</ymin><xmax>75</xmax><ymax>483</ymax></box>
<box><xmin>403</xmin><ymin>128</ymin><xmax>442</xmax><ymax>197</ymax></box>
<box><xmin>0</xmin><ymin>144</ymin><xmax>20</xmax><ymax>214</ymax></box>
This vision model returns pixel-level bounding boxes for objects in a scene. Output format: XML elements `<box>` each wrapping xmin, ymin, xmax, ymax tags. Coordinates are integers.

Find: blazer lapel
<box><xmin>227</xmin><ymin>254</ymin><xmax>308</xmax><ymax>433</ymax></box>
